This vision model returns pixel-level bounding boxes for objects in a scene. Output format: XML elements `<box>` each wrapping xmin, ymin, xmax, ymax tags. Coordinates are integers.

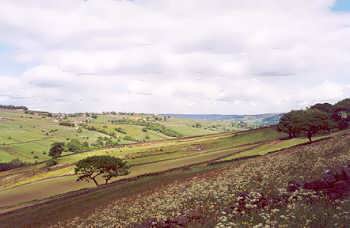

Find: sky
<box><xmin>0</xmin><ymin>0</ymin><xmax>350</xmax><ymax>114</ymax></box>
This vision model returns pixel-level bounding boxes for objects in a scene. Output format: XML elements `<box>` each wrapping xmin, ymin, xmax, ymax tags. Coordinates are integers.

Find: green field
<box><xmin>0</xmin><ymin>111</ymin><xmax>243</xmax><ymax>163</ymax></box>
<box><xmin>0</xmin><ymin>111</ymin><xmax>108</xmax><ymax>163</ymax></box>
<box><xmin>0</xmin><ymin>110</ymin><xmax>341</xmax><ymax>217</ymax></box>
<box><xmin>0</xmin><ymin>128</ymin><xmax>348</xmax><ymax>227</ymax></box>
<box><xmin>0</xmin><ymin>125</ymin><xmax>320</xmax><ymax>212</ymax></box>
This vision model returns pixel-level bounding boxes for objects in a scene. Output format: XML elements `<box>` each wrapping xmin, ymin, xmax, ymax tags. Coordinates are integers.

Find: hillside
<box><xmin>0</xmin><ymin>129</ymin><xmax>348</xmax><ymax>227</ymax></box>
<box><xmin>0</xmin><ymin>110</ymin><xmax>242</xmax><ymax>164</ymax></box>
<box><xmin>0</xmin><ymin>127</ymin><xmax>283</xmax><ymax>199</ymax></box>
<box><xmin>0</xmin><ymin>111</ymin><xmax>108</xmax><ymax>163</ymax></box>
<box><xmin>164</xmin><ymin>113</ymin><xmax>282</xmax><ymax>127</ymax></box>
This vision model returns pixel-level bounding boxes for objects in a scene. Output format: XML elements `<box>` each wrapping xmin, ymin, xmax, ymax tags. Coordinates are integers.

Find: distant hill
<box><xmin>163</xmin><ymin>113</ymin><xmax>283</xmax><ymax>126</ymax></box>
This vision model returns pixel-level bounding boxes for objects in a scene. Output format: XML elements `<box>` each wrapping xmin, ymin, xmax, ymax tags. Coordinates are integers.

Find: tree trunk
<box><xmin>92</xmin><ymin>177</ymin><xmax>99</xmax><ymax>186</ymax></box>
<box><xmin>105</xmin><ymin>176</ymin><xmax>112</xmax><ymax>185</ymax></box>
<box><xmin>307</xmin><ymin>132</ymin><xmax>312</xmax><ymax>143</ymax></box>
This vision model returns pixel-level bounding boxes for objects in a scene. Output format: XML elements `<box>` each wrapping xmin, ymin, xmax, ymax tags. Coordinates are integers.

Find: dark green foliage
<box><xmin>277</xmin><ymin>110</ymin><xmax>305</xmax><ymax>138</ymax></box>
<box><xmin>334</xmin><ymin>98</ymin><xmax>350</xmax><ymax>112</ymax></box>
<box><xmin>193</xmin><ymin>123</ymin><xmax>202</xmax><ymax>128</ymax></box>
<box><xmin>49</xmin><ymin>142</ymin><xmax>65</xmax><ymax>158</ymax></box>
<box><xmin>115</xmin><ymin>127</ymin><xmax>127</xmax><ymax>134</ymax></box>
<box><xmin>300</xmin><ymin>109</ymin><xmax>329</xmax><ymax>142</ymax></box>
<box><xmin>46</xmin><ymin>159</ymin><xmax>58</xmax><ymax>167</ymax></box>
<box><xmin>75</xmin><ymin>155</ymin><xmax>130</xmax><ymax>186</ymax></box>
<box><xmin>310</xmin><ymin>101</ymin><xmax>348</xmax><ymax>131</ymax></box>
<box><xmin>123</xmin><ymin>135</ymin><xmax>137</xmax><ymax>142</ymax></box>
<box><xmin>0</xmin><ymin>159</ymin><xmax>26</xmax><ymax>171</ymax></box>
<box><xmin>67</xmin><ymin>139</ymin><xmax>84</xmax><ymax>152</ymax></box>
<box><xmin>110</xmin><ymin>119</ymin><xmax>182</xmax><ymax>137</ymax></box>
<box><xmin>278</xmin><ymin>109</ymin><xmax>329</xmax><ymax>142</ymax></box>
<box><xmin>310</xmin><ymin>103</ymin><xmax>334</xmax><ymax>114</ymax></box>
<box><xmin>280</xmin><ymin>98</ymin><xmax>350</xmax><ymax>141</ymax></box>
<box><xmin>59</xmin><ymin>121</ymin><xmax>75</xmax><ymax>127</ymax></box>
<box><xmin>0</xmin><ymin>105</ymin><xmax>28</xmax><ymax>110</ymax></box>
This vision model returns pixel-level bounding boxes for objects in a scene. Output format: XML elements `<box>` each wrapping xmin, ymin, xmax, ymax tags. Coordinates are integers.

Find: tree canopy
<box><xmin>278</xmin><ymin>98</ymin><xmax>350</xmax><ymax>142</ymax></box>
<box><xmin>75</xmin><ymin>155</ymin><xmax>130</xmax><ymax>186</ymax></box>
<box><xmin>48</xmin><ymin>142</ymin><xmax>65</xmax><ymax>158</ymax></box>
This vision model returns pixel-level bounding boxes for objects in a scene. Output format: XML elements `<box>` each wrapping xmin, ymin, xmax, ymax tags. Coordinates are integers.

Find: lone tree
<box><xmin>75</xmin><ymin>155</ymin><xmax>129</xmax><ymax>186</ymax></box>
<box><xmin>49</xmin><ymin>142</ymin><xmax>65</xmax><ymax>158</ymax></box>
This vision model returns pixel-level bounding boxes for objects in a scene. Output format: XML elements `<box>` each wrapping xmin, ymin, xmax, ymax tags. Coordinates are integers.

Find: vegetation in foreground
<box><xmin>54</xmin><ymin>132</ymin><xmax>350</xmax><ymax>227</ymax></box>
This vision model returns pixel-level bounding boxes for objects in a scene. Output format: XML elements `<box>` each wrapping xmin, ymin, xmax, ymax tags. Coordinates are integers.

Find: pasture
<box><xmin>0</xmin><ymin>111</ymin><xmax>107</xmax><ymax>163</ymax></box>
<box><xmin>0</xmin><ymin>111</ymin><xmax>243</xmax><ymax>164</ymax></box>
<box><xmin>0</xmin><ymin>126</ymin><xmax>318</xmax><ymax>212</ymax></box>
<box><xmin>0</xmin><ymin>129</ymin><xmax>348</xmax><ymax>227</ymax></box>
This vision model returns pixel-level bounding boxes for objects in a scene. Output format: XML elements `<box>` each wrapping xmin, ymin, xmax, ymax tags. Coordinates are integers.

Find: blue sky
<box><xmin>332</xmin><ymin>0</ymin><xmax>350</xmax><ymax>11</ymax></box>
<box><xmin>0</xmin><ymin>43</ymin><xmax>18</xmax><ymax>74</ymax></box>
<box><xmin>0</xmin><ymin>0</ymin><xmax>350</xmax><ymax>114</ymax></box>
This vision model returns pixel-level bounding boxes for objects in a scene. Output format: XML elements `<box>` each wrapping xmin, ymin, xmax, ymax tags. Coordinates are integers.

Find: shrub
<box><xmin>46</xmin><ymin>159</ymin><xmax>58</xmax><ymax>167</ymax></box>
<box><xmin>0</xmin><ymin>159</ymin><xmax>26</xmax><ymax>172</ymax></box>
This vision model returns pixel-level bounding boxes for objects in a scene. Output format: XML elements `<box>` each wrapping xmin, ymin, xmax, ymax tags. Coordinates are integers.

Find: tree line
<box><xmin>0</xmin><ymin>105</ymin><xmax>28</xmax><ymax>110</ymax></box>
<box><xmin>278</xmin><ymin>98</ymin><xmax>350</xmax><ymax>142</ymax></box>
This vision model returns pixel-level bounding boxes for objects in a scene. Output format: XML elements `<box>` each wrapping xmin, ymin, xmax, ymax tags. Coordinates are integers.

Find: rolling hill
<box><xmin>0</xmin><ymin>128</ymin><xmax>348</xmax><ymax>227</ymax></box>
<box><xmin>0</xmin><ymin>110</ymin><xmax>244</xmax><ymax>164</ymax></box>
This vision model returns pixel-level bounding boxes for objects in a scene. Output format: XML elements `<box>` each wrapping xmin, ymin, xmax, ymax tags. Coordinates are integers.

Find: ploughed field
<box><xmin>0</xmin><ymin>129</ymin><xmax>349</xmax><ymax>227</ymax></box>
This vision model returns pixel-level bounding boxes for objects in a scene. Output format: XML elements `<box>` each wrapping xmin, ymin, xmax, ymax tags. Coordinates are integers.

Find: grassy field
<box><xmin>0</xmin><ymin>111</ymin><xmax>107</xmax><ymax>163</ymax></box>
<box><xmin>0</xmin><ymin>111</ymin><xmax>244</xmax><ymax>163</ymax></box>
<box><xmin>0</xmin><ymin>110</ymin><xmax>342</xmax><ymax>221</ymax></box>
<box><xmin>0</xmin><ymin>130</ymin><xmax>349</xmax><ymax>227</ymax></box>
<box><xmin>59</xmin><ymin>131</ymin><xmax>349</xmax><ymax>228</ymax></box>
<box><xmin>154</xmin><ymin>117</ymin><xmax>233</xmax><ymax>136</ymax></box>
<box><xmin>0</xmin><ymin>125</ymin><xmax>332</xmax><ymax>214</ymax></box>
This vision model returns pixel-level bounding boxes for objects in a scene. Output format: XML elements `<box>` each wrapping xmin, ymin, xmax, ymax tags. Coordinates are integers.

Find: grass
<box><xmin>0</xmin><ymin>111</ymin><xmax>107</xmax><ymax>163</ymax></box>
<box><xmin>0</xmin><ymin>127</ymin><xmax>286</xmax><ymax>208</ymax></box>
<box><xmin>0</xmin><ymin>118</ymin><xmax>337</xmax><ymax>217</ymax></box>
<box><xmin>219</xmin><ymin>138</ymin><xmax>308</xmax><ymax>161</ymax></box>
<box><xmin>0</xmin><ymin>111</ymin><xmax>244</xmax><ymax>163</ymax></box>
<box><xmin>1</xmin><ymin>129</ymin><xmax>349</xmax><ymax>227</ymax></box>
<box><xmin>55</xmin><ymin>130</ymin><xmax>350</xmax><ymax>227</ymax></box>
<box><xmin>156</xmin><ymin>117</ymin><xmax>239</xmax><ymax>136</ymax></box>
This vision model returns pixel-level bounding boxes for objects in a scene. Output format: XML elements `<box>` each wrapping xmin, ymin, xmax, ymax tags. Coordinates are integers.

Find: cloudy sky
<box><xmin>0</xmin><ymin>0</ymin><xmax>350</xmax><ymax>114</ymax></box>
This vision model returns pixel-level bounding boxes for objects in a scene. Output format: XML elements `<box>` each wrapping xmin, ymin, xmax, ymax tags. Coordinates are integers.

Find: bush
<box><xmin>115</xmin><ymin>127</ymin><xmax>127</xmax><ymax>134</ymax></box>
<box><xmin>0</xmin><ymin>159</ymin><xmax>26</xmax><ymax>172</ymax></box>
<box><xmin>59</xmin><ymin>121</ymin><xmax>75</xmax><ymax>127</ymax></box>
<box><xmin>46</xmin><ymin>159</ymin><xmax>58</xmax><ymax>167</ymax></box>
<box><xmin>49</xmin><ymin>142</ymin><xmax>65</xmax><ymax>158</ymax></box>
<box><xmin>123</xmin><ymin>135</ymin><xmax>137</xmax><ymax>142</ymax></box>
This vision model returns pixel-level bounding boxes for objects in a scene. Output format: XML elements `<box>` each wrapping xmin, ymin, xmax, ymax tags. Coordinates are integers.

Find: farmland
<box><xmin>0</xmin><ymin>110</ymin><xmax>243</xmax><ymax>164</ymax></box>
<box><xmin>0</xmin><ymin>123</ymin><xmax>334</xmax><ymax>215</ymax></box>
<box><xmin>0</xmin><ymin>108</ymin><xmax>349</xmax><ymax>227</ymax></box>
<box><xmin>0</xmin><ymin>111</ymin><xmax>107</xmax><ymax>163</ymax></box>
<box><xmin>0</xmin><ymin>128</ymin><xmax>348</xmax><ymax>227</ymax></box>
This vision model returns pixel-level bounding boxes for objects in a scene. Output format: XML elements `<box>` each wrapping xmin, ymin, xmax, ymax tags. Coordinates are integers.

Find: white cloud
<box><xmin>0</xmin><ymin>0</ymin><xmax>350</xmax><ymax>114</ymax></box>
